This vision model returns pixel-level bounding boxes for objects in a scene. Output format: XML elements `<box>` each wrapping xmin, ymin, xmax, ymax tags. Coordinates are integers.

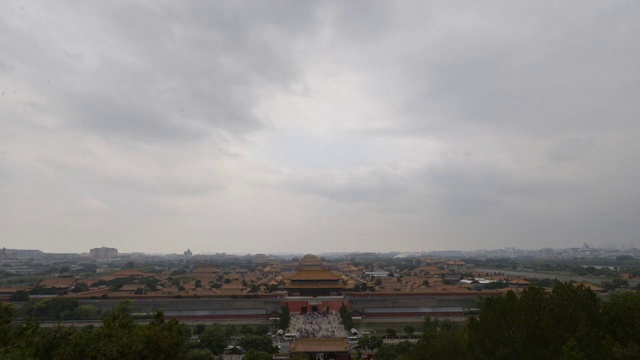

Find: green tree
<box><xmin>94</xmin><ymin>300</ymin><xmax>139</xmax><ymax>359</ymax></box>
<box><xmin>243</xmin><ymin>350</ymin><xmax>272</xmax><ymax>360</ymax></box>
<box><xmin>225</xmin><ymin>325</ymin><xmax>237</xmax><ymax>338</ymax></box>
<box><xmin>28</xmin><ymin>325</ymin><xmax>79</xmax><ymax>359</ymax></box>
<box><xmin>543</xmin><ymin>283</ymin><xmax>602</xmax><ymax>358</ymax></box>
<box><xmin>603</xmin><ymin>278</ymin><xmax>629</xmax><ymax>291</ymax></box>
<box><xmin>520</xmin><ymin>286</ymin><xmax>555</xmax><ymax>358</ymax></box>
<box><xmin>467</xmin><ymin>284</ymin><xmax>604</xmax><ymax>360</ymax></box>
<box><xmin>73</xmin><ymin>304</ymin><xmax>100</xmax><ymax>320</ymax></box>
<box><xmin>184</xmin><ymin>348</ymin><xmax>216</xmax><ymax>360</ymax></box>
<box><xmin>561</xmin><ymin>338</ymin><xmax>586</xmax><ymax>360</ymax></box>
<box><xmin>339</xmin><ymin>303</ymin><xmax>353</xmax><ymax>330</ymax></box>
<box><xmin>0</xmin><ymin>303</ymin><xmax>16</xmax><ymax>350</ymax></box>
<box><xmin>194</xmin><ymin>324</ymin><xmax>206</xmax><ymax>335</ymax></box>
<box><xmin>468</xmin><ymin>289</ymin><xmax>533</xmax><ymax>359</ymax></box>
<box><xmin>23</xmin><ymin>297</ymin><xmax>80</xmax><ymax>320</ymax></box>
<box><xmin>413</xmin><ymin>317</ymin><xmax>471</xmax><ymax>360</ymax></box>
<box><xmin>404</xmin><ymin>325</ymin><xmax>415</xmax><ymax>337</ymax></box>
<box><xmin>375</xmin><ymin>341</ymin><xmax>415</xmax><ymax>360</ymax></box>
<box><xmin>357</xmin><ymin>335</ymin><xmax>383</xmax><ymax>351</ymax></box>
<box><xmin>240</xmin><ymin>325</ymin><xmax>254</xmax><ymax>336</ymax></box>
<box><xmin>278</xmin><ymin>304</ymin><xmax>291</xmax><ymax>330</ymax></box>
<box><xmin>0</xmin><ymin>299</ymin><xmax>194</xmax><ymax>360</ymax></box>
<box><xmin>137</xmin><ymin>311</ymin><xmax>190</xmax><ymax>359</ymax></box>
<box><xmin>71</xmin><ymin>282</ymin><xmax>90</xmax><ymax>293</ymax></box>
<box><xmin>600</xmin><ymin>290</ymin><xmax>640</xmax><ymax>357</ymax></box>
<box><xmin>255</xmin><ymin>324</ymin><xmax>269</xmax><ymax>335</ymax></box>
<box><xmin>144</xmin><ymin>278</ymin><xmax>160</xmax><ymax>291</ymax></box>
<box><xmin>199</xmin><ymin>324</ymin><xmax>227</xmax><ymax>355</ymax></box>
<box><xmin>239</xmin><ymin>335</ymin><xmax>277</xmax><ymax>353</ymax></box>
<box><xmin>9</xmin><ymin>290</ymin><xmax>29</xmax><ymax>302</ymax></box>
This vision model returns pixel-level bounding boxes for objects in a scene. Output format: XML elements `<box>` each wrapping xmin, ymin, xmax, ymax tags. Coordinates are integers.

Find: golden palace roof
<box><xmin>290</xmin><ymin>338</ymin><xmax>350</xmax><ymax>353</ymax></box>
<box><xmin>288</xmin><ymin>269</ymin><xmax>341</xmax><ymax>281</ymax></box>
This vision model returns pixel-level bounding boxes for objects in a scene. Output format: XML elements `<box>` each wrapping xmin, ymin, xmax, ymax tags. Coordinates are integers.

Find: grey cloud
<box><xmin>0</xmin><ymin>152</ymin><xmax>9</xmax><ymax>188</ymax></box>
<box><xmin>421</xmin><ymin>162</ymin><xmax>563</xmax><ymax>216</ymax></box>
<box><xmin>73</xmin><ymin>93</ymin><xmax>204</xmax><ymax>141</ymax></box>
<box><xmin>2</xmin><ymin>1</ymin><xmax>326</xmax><ymax>144</ymax></box>
<box><xmin>354</xmin><ymin>2</ymin><xmax>640</xmax><ymax>138</ymax></box>
<box><xmin>39</xmin><ymin>152</ymin><xmax>222</xmax><ymax>198</ymax></box>
<box><xmin>2</xmin><ymin>1</ymin><xmax>640</xmax><ymax>252</ymax></box>
<box><xmin>0</xmin><ymin>59</ymin><xmax>14</xmax><ymax>74</ymax></box>
<box><xmin>286</xmin><ymin>167</ymin><xmax>410</xmax><ymax>205</ymax></box>
<box><xmin>101</xmin><ymin>177</ymin><xmax>218</xmax><ymax>197</ymax></box>
<box><xmin>547</xmin><ymin>137</ymin><xmax>596</xmax><ymax>163</ymax></box>
<box><xmin>283</xmin><ymin>159</ymin><xmax>564</xmax><ymax>217</ymax></box>
<box><xmin>327</xmin><ymin>0</ymin><xmax>395</xmax><ymax>43</ymax></box>
<box><xmin>104</xmin><ymin>1</ymin><xmax>315</xmax><ymax>88</ymax></box>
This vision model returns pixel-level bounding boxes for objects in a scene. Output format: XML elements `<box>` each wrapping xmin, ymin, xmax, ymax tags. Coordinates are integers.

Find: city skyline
<box><xmin>3</xmin><ymin>243</ymin><xmax>639</xmax><ymax>259</ymax></box>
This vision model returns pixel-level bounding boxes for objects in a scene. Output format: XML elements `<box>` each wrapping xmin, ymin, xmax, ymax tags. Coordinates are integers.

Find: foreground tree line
<box><xmin>0</xmin><ymin>300</ymin><xmax>280</xmax><ymax>360</ymax></box>
<box><xmin>1</xmin><ymin>283</ymin><xmax>640</xmax><ymax>359</ymax></box>
<box><xmin>364</xmin><ymin>283</ymin><xmax>640</xmax><ymax>360</ymax></box>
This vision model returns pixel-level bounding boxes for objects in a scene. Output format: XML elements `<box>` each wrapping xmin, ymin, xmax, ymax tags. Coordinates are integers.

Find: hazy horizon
<box><xmin>1</xmin><ymin>1</ymin><xmax>639</xmax><ymax>254</ymax></box>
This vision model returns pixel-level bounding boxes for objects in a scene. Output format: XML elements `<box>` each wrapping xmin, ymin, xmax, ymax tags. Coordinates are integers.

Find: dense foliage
<box><xmin>277</xmin><ymin>303</ymin><xmax>290</xmax><ymax>330</ymax></box>
<box><xmin>0</xmin><ymin>300</ymin><xmax>190</xmax><ymax>359</ymax></box>
<box><xmin>337</xmin><ymin>284</ymin><xmax>640</xmax><ymax>359</ymax></box>
<box><xmin>406</xmin><ymin>284</ymin><xmax>640</xmax><ymax>360</ymax></box>
<box><xmin>1</xmin><ymin>284</ymin><xmax>640</xmax><ymax>359</ymax></box>
<box><xmin>339</xmin><ymin>302</ymin><xmax>353</xmax><ymax>330</ymax></box>
<box><xmin>238</xmin><ymin>335</ymin><xmax>278</xmax><ymax>353</ymax></box>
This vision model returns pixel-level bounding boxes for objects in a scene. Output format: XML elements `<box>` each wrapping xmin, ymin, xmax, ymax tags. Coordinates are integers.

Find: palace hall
<box><xmin>286</xmin><ymin>255</ymin><xmax>344</xmax><ymax>298</ymax></box>
<box><xmin>284</xmin><ymin>255</ymin><xmax>346</xmax><ymax>314</ymax></box>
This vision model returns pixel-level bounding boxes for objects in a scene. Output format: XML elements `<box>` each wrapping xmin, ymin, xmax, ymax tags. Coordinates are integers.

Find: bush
<box><xmin>9</xmin><ymin>290</ymin><xmax>29</xmax><ymax>302</ymax></box>
<box><xmin>185</xmin><ymin>349</ymin><xmax>215</xmax><ymax>360</ymax></box>
<box><xmin>278</xmin><ymin>304</ymin><xmax>291</xmax><ymax>330</ymax></box>
<box><xmin>242</xmin><ymin>350</ymin><xmax>272</xmax><ymax>360</ymax></box>
<box><xmin>238</xmin><ymin>335</ymin><xmax>277</xmax><ymax>353</ymax></box>
<box><xmin>404</xmin><ymin>325</ymin><xmax>415</xmax><ymax>336</ymax></box>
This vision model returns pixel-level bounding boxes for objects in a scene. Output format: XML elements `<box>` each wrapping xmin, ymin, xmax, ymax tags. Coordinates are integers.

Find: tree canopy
<box><xmin>0</xmin><ymin>285</ymin><xmax>639</xmax><ymax>359</ymax></box>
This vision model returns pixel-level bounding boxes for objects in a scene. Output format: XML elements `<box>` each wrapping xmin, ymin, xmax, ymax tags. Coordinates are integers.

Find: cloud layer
<box><xmin>1</xmin><ymin>1</ymin><xmax>639</xmax><ymax>253</ymax></box>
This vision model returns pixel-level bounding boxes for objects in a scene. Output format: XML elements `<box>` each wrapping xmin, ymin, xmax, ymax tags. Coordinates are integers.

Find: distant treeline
<box><xmin>466</xmin><ymin>257</ymin><xmax>640</xmax><ymax>280</ymax></box>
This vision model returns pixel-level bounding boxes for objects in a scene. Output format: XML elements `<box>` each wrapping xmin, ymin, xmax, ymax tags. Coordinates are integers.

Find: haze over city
<box><xmin>1</xmin><ymin>1</ymin><xmax>639</xmax><ymax>254</ymax></box>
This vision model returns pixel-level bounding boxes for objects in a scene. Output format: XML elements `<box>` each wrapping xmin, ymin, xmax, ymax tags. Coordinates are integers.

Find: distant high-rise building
<box><xmin>184</xmin><ymin>249</ymin><xmax>192</xmax><ymax>257</ymax></box>
<box><xmin>89</xmin><ymin>247</ymin><xmax>118</xmax><ymax>259</ymax></box>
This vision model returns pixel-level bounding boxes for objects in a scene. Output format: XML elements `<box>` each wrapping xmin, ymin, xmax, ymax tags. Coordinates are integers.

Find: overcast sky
<box><xmin>1</xmin><ymin>1</ymin><xmax>639</xmax><ymax>254</ymax></box>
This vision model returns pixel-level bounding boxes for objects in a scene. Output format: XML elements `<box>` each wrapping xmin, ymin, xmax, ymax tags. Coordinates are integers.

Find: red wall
<box><xmin>281</xmin><ymin>300</ymin><xmax>349</xmax><ymax>313</ymax></box>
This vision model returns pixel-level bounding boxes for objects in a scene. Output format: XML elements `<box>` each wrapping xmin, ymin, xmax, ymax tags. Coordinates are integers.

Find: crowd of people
<box><xmin>287</xmin><ymin>312</ymin><xmax>349</xmax><ymax>338</ymax></box>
